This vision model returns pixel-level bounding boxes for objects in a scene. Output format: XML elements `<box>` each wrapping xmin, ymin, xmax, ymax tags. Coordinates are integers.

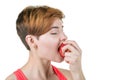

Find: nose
<box><xmin>60</xmin><ymin>32</ymin><xmax>68</xmax><ymax>41</ymax></box>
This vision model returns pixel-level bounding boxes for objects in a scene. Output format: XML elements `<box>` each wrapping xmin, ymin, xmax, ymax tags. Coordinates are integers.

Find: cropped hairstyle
<box><xmin>16</xmin><ymin>5</ymin><xmax>64</xmax><ymax>50</ymax></box>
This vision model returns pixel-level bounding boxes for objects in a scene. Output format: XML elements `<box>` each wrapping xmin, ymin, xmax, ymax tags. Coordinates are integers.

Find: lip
<box><xmin>58</xmin><ymin>43</ymin><xmax>66</xmax><ymax>57</ymax></box>
<box><xmin>58</xmin><ymin>43</ymin><xmax>64</xmax><ymax>51</ymax></box>
<box><xmin>58</xmin><ymin>42</ymin><xmax>63</xmax><ymax>50</ymax></box>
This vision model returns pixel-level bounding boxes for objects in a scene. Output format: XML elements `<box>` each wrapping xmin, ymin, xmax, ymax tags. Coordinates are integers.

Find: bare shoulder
<box><xmin>5</xmin><ymin>73</ymin><xmax>16</xmax><ymax>80</ymax></box>
<box><xmin>58</xmin><ymin>68</ymin><xmax>73</xmax><ymax>80</ymax></box>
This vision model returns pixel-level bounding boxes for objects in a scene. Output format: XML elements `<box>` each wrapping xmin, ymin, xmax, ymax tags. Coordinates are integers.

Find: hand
<box><xmin>62</xmin><ymin>40</ymin><xmax>85</xmax><ymax>80</ymax></box>
<box><xmin>62</xmin><ymin>40</ymin><xmax>82</xmax><ymax>73</ymax></box>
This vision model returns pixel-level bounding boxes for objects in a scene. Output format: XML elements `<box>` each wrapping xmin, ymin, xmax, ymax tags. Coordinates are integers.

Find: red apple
<box><xmin>58</xmin><ymin>43</ymin><xmax>70</xmax><ymax>57</ymax></box>
<box><xmin>58</xmin><ymin>43</ymin><xmax>66</xmax><ymax>57</ymax></box>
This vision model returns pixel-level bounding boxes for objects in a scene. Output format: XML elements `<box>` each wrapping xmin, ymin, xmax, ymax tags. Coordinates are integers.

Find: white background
<box><xmin>0</xmin><ymin>0</ymin><xmax>120</xmax><ymax>80</ymax></box>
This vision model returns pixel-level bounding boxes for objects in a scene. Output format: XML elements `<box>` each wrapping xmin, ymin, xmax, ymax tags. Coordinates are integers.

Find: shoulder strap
<box><xmin>14</xmin><ymin>69</ymin><xmax>28</xmax><ymax>80</ymax></box>
<box><xmin>52</xmin><ymin>66</ymin><xmax>67</xmax><ymax>80</ymax></box>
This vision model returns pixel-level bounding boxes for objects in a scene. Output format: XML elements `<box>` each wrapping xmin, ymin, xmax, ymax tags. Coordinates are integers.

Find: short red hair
<box><xmin>16</xmin><ymin>5</ymin><xmax>64</xmax><ymax>50</ymax></box>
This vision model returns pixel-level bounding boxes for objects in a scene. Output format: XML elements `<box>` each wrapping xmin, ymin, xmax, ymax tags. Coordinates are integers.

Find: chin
<box><xmin>56</xmin><ymin>59</ymin><xmax>64</xmax><ymax>63</ymax></box>
<box><xmin>52</xmin><ymin>57</ymin><xmax>64</xmax><ymax>63</ymax></box>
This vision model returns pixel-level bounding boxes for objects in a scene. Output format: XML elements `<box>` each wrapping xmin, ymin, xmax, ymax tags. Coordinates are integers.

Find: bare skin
<box><xmin>6</xmin><ymin>18</ymin><xmax>85</xmax><ymax>80</ymax></box>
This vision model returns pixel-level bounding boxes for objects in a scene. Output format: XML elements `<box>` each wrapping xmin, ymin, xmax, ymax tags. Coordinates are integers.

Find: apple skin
<box><xmin>58</xmin><ymin>43</ymin><xmax>70</xmax><ymax>58</ymax></box>
<box><xmin>58</xmin><ymin>43</ymin><xmax>66</xmax><ymax>57</ymax></box>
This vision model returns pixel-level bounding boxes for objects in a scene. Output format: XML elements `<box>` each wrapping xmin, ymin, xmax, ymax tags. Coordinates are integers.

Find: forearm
<box><xmin>71</xmin><ymin>67</ymin><xmax>85</xmax><ymax>80</ymax></box>
<box><xmin>70</xmin><ymin>62</ymin><xmax>85</xmax><ymax>80</ymax></box>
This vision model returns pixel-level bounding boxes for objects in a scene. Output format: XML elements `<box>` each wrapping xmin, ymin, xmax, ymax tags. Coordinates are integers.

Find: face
<box><xmin>35</xmin><ymin>18</ymin><xmax>67</xmax><ymax>62</ymax></box>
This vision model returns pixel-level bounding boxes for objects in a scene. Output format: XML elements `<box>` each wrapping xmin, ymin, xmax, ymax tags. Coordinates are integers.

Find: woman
<box><xmin>6</xmin><ymin>5</ymin><xmax>85</xmax><ymax>80</ymax></box>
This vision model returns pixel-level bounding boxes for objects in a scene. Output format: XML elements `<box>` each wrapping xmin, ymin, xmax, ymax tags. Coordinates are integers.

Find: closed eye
<box><xmin>51</xmin><ymin>33</ymin><xmax>58</xmax><ymax>35</ymax></box>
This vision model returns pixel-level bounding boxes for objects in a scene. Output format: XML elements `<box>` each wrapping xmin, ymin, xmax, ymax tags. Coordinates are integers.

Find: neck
<box><xmin>21</xmin><ymin>51</ymin><xmax>54</xmax><ymax>80</ymax></box>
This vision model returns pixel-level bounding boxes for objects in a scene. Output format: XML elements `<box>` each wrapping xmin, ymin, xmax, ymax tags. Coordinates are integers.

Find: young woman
<box><xmin>6</xmin><ymin>5</ymin><xmax>85</xmax><ymax>80</ymax></box>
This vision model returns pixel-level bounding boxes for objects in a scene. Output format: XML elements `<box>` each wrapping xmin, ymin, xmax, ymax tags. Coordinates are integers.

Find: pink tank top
<box><xmin>14</xmin><ymin>66</ymin><xmax>67</xmax><ymax>80</ymax></box>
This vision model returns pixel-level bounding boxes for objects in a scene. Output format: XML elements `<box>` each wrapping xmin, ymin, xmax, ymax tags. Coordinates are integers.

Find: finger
<box><xmin>62</xmin><ymin>44</ymin><xmax>76</xmax><ymax>54</ymax></box>
<box><xmin>64</xmin><ymin>56</ymin><xmax>72</xmax><ymax>64</ymax></box>
<box><xmin>65</xmin><ymin>51</ymin><xmax>80</xmax><ymax>59</ymax></box>
<box><xmin>64</xmin><ymin>55</ymin><xmax>78</xmax><ymax>64</ymax></box>
<box><xmin>63</xmin><ymin>40</ymin><xmax>81</xmax><ymax>52</ymax></box>
<box><xmin>64</xmin><ymin>52</ymin><xmax>71</xmax><ymax>57</ymax></box>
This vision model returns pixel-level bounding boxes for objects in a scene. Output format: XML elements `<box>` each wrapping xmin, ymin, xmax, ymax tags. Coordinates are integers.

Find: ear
<box><xmin>25</xmin><ymin>35</ymin><xmax>38</xmax><ymax>49</ymax></box>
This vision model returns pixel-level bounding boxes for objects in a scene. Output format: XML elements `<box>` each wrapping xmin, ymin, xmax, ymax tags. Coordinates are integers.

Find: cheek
<box><xmin>48</xmin><ymin>39</ymin><xmax>59</xmax><ymax>51</ymax></box>
<box><xmin>38</xmin><ymin>37</ymin><xmax>59</xmax><ymax>53</ymax></box>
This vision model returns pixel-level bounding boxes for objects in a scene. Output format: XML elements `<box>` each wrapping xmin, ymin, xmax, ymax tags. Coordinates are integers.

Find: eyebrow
<box><xmin>50</xmin><ymin>26</ymin><xmax>64</xmax><ymax>29</ymax></box>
